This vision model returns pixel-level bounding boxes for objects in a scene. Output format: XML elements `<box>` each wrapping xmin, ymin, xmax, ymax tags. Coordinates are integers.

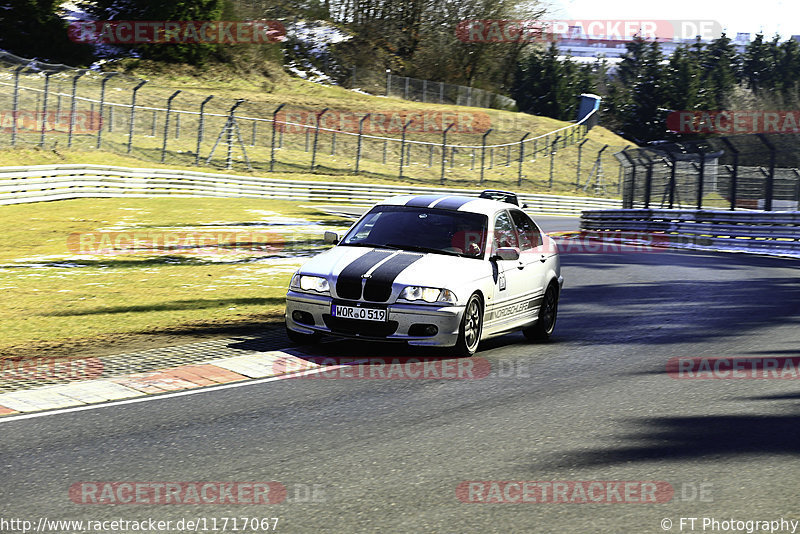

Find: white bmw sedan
<box><xmin>285</xmin><ymin>193</ymin><xmax>563</xmax><ymax>356</ymax></box>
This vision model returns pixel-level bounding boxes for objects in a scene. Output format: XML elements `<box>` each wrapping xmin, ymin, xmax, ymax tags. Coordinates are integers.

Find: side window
<box><xmin>492</xmin><ymin>211</ymin><xmax>519</xmax><ymax>254</ymax></box>
<box><xmin>509</xmin><ymin>210</ymin><xmax>542</xmax><ymax>250</ymax></box>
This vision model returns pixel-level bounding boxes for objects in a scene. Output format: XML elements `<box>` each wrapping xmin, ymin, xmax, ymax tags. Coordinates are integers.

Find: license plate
<box><xmin>332</xmin><ymin>304</ymin><xmax>387</xmax><ymax>322</ymax></box>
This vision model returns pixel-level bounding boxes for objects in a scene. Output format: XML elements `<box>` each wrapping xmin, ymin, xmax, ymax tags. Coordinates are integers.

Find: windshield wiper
<box><xmin>385</xmin><ymin>243</ymin><xmax>457</xmax><ymax>256</ymax></box>
<box><xmin>341</xmin><ymin>242</ymin><xmax>403</xmax><ymax>250</ymax></box>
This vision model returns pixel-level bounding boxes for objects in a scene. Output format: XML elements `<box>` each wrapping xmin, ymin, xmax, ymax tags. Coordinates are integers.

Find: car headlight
<box><xmin>399</xmin><ymin>286</ymin><xmax>457</xmax><ymax>304</ymax></box>
<box><xmin>291</xmin><ymin>274</ymin><xmax>330</xmax><ymax>293</ymax></box>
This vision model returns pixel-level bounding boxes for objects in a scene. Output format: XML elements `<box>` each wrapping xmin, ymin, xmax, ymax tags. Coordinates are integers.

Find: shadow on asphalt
<box><xmin>532</xmin><ymin>412</ymin><xmax>800</xmax><ymax>469</ymax></box>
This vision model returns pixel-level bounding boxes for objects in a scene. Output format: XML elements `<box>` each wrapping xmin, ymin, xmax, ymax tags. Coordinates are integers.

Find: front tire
<box><xmin>524</xmin><ymin>283</ymin><xmax>558</xmax><ymax>341</ymax></box>
<box><xmin>453</xmin><ymin>293</ymin><xmax>483</xmax><ymax>357</ymax></box>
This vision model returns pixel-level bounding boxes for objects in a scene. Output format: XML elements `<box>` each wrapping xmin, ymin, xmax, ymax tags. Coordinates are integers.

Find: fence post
<box><xmin>355</xmin><ymin>113</ymin><xmax>370</xmax><ymax>173</ymax></box>
<box><xmin>55</xmin><ymin>81</ymin><xmax>62</xmax><ymax>117</ymax></box>
<box><xmin>270</xmin><ymin>103</ymin><xmax>285</xmax><ymax>171</ymax></box>
<box><xmin>439</xmin><ymin>82</ymin><xmax>444</xmax><ymax>104</ymax></box>
<box><xmin>441</xmin><ymin>123</ymin><xmax>454</xmax><ymax>184</ymax></box>
<box><xmin>127</xmin><ymin>80</ymin><xmax>147</xmax><ymax>154</ymax></box>
<box><xmin>96</xmin><ymin>72</ymin><xmax>117</xmax><ymax>149</ymax></box>
<box><xmin>757</xmin><ymin>134</ymin><xmax>776</xmax><ymax>211</ymax></box>
<box><xmin>150</xmin><ymin>111</ymin><xmax>157</xmax><ymax>137</ymax></box>
<box><xmin>250</xmin><ymin>120</ymin><xmax>256</xmax><ymax>146</ymax></box>
<box><xmin>720</xmin><ymin>137</ymin><xmax>739</xmax><ymax>210</ymax></box>
<box><xmin>642</xmin><ymin>153</ymin><xmax>654</xmax><ymax>209</ymax></box>
<box><xmin>548</xmin><ymin>135</ymin><xmax>560</xmax><ymax>189</ymax></box>
<box><xmin>667</xmin><ymin>152</ymin><xmax>677</xmax><ymax>209</ymax></box>
<box><xmin>518</xmin><ymin>133</ymin><xmax>529</xmax><ymax>187</ymax></box>
<box><xmin>620</xmin><ymin>149</ymin><xmax>637</xmax><ymax>209</ymax></box>
<box><xmin>67</xmin><ymin>72</ymin><xmax>82</xmax><ymax>148</ymax></box>
<box><xmin>225</xmin><ymin>99</ymin><xmax>244</xmax><ymax>170</ymax></box>
<box><xmin>10</xmin><ymin>66</ymin><xmax>23</xmax><ymax>147</ymax></box>
<box><xmin>399</xmin><ymin>119</ymin><xmax>413</xmax><ymax>179</ymax></box>
<box><xmin>311</xmin><ymin>108</ymin><xmax>329</xmax><ymax>171</ymax></box>
<box><xmin>195</xmin><ymin>95</ymin><xmax>214</xmax><ymax>166</ymax></box>
<box><xmin>480</xmin><ymin>129</ymin><xmax>493</xmax><ymax>186</ymax></box>
<box><xmin>696</xmin><ymin>147</ymin><xmax>706</xmax><ymax>210</ymax></box>
<box><xmin>39</xmin><ymin>71</ymin><xmax>52</xmax><ymax>147</ymax></box>
<box><xmin>404</xmin><ymin>76</ymin><xmax>409</xmax><ymax>99</ymax></box>
<box><xmin>576</xmin><ymin>138</ymin><xmax>589</xmax><ymax>189</ymax></box>
<box><xmin>386</xmin><ymin>70</ymin><xmax>391</xmax><ymax>97</ymax></box>
<box><xmin>161</xmin><ymin>90</ymin><xmax>181</xmax><ymax>163</ymax></box>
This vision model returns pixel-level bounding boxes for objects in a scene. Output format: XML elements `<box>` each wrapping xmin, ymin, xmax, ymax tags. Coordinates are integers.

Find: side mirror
<box><xmin>323</xmin><ymin>231</ymin><xmax>339</xmax><ymax>244</ymax></box>
<box><xmin>521</xmin><ymin>203</ymin><xmax>529</xmax><ymax>209</ymax></box>
<box><xmin>493</xmin><ymin>247</ymin><xmax>520</xmax><ymax>261</ymax></box>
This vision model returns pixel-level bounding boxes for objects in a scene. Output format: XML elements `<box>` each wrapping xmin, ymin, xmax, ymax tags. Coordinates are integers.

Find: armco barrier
<box><xmin>580</xmin><ymin>208</ymin><xmax>800</xmax><ymax>254</ymax></box>
<box><xmin>0</xmin><ymin>165</ymin><xmax>621</xmax><ymax>215</ymax></box>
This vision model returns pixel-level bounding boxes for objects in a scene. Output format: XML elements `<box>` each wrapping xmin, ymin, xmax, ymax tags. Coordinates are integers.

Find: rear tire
<box><xmin>453</xmin><ymin>293</ymin><xmax>483</xmax><ymax>357</ymax></box>
<box><xmin>285</xmin><ymin>324</ymin><xmax>322</xmax><ymax>345</ymax></box>
<box><xmin>523</xmin><ymin>283</ymin><xmax>558</xmax><ymax>341</ymax></box>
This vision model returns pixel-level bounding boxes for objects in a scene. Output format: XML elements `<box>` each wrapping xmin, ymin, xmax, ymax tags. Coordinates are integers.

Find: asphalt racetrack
<box><xmin>1</xmin><ymin>215</ymin><xmax>799</xmax><ymax>533</ymax></box>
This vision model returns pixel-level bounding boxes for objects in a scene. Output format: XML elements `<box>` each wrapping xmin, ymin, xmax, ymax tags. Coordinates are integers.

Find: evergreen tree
<box><xmin>663</xmin><ymin>46</ymin><xmax>702</xmax><ymax>111</ymax></box>
<box><xmin>84</xmin><ymin>0</ymin><xmax>226</xmax><ymax>64</ymax></box>
<box><xmin>0</xmin><ymin>0</ymin><xmax>92</xmax><ymax>64</ymax></box>
<box><xmin>698</xmin><ymin>33</ymin><xmax>738</xmax><ymax>109</ymax></box>
<box><xmin>624</xmin><ymin>40</ymin><xmax>666</xmax><ymax>142</ymax></box>
<box><xmin>742</xmin><ymin>33</ymin><xmax>775</xmax><ymax>91</ymax></box>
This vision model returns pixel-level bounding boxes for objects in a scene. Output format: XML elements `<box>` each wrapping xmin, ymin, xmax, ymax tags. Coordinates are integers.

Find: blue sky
<box><xmin>545</xmin><ymin>0</ymin><xmax>798</xmax><ymax>40</ymax></box>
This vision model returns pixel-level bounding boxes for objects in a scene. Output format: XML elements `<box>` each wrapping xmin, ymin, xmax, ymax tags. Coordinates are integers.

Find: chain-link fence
<box><xmin>0</xmin><ymin>51</ymin><xmax>622</xmax><ymax>195</ymax></box>
<box><xmin>349</xmin><ymin>68</ymin><xmax>517</xmax><ymax>111</ymax></box>
<box><xmin>617</xmin><ymin>133</ymin><xmax>800</xmax><ymax>210</ymax></box>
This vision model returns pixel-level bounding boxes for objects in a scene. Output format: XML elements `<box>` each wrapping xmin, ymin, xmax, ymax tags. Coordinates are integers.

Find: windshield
<box><xmin>341</xmin><ymin>205</ymin><xmax>488</xmax><ymax>258</ymax></box>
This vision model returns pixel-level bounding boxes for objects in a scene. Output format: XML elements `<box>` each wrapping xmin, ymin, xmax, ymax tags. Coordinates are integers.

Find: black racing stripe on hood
<box><xmin>363</xmin><ymin>253</ymin><xmax>424</xmax><ymax>302</ymax></box>
<box><xmin>405</xmin><ymin>195</ymin><xmax>446</xmax><ymax>207</ymax></box>
<box><xmin>335</xmin><ymin>250</ymin><xmax>394</xmax><ymax>300</ymax></box>
<box><xmin>433</xmin><ymin>196</ymin><xmax>475</xmax><ymax>210</ymax></box>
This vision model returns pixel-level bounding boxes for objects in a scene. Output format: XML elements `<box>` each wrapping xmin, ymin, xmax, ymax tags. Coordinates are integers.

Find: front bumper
<box><xmin>285</xmin><ymin>290</ymin><xmax>465</xmax><ymax>347</ymax></box>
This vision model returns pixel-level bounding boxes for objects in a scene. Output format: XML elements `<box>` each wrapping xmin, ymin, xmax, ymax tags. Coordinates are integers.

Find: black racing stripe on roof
<box><xmin>363</xmin><ymin>253</ymin><xmax>424</xmax><ymax>302</ymax></box>
<box><xmin>335</xmin><ymin>250</ymin><xmax>394</xmax><ymax>300</ymax></box>
<box><xmin>405</xmin><ymin>195</ymin><xmax>447</xmax><ymax>207</ymax></box>
<box><xmin>433</xmin><ymin>196</ymin><xmax>476</xmax><ymax>210</ymax></box>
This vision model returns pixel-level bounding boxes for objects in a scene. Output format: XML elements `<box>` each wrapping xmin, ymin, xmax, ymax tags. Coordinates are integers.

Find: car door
<box><xmin>485</xmin><ymin>210</ymin><xmax>537</xmax><ymax>335</ymax></box>
<box><xmin>509</xmin><ymin>209</ymin><xmax>550</xmax><ymax>304</ymax></box>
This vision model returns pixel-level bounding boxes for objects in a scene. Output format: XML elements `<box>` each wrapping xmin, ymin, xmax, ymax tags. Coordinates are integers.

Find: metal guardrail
<box><xmin>580</xmin><ymin>208</ymin><xmax>800</xmax><ymax>254</ymax></box>
<box><xmin>0</xmin><ymin>164</ymin><xmax>621</xmax><ymax>215</ymax></box>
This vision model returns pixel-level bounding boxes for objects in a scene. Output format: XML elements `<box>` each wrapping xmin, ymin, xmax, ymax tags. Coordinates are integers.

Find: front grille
<box><xmin>336</xmin><ymin>278</ymin><xmax>362</xmax><ymax>300</ymax></box>
<box><xmin>322</xmin><ymin>315</ymin><xmax>399</xmax><ymax>337</ymax></box>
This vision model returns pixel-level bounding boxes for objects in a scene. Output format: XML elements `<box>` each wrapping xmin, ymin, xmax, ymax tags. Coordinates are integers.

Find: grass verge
<box><xmin>0</xmin><ymin>197</ymin><xmax>351</xmax><ymax>359</ymax></box>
